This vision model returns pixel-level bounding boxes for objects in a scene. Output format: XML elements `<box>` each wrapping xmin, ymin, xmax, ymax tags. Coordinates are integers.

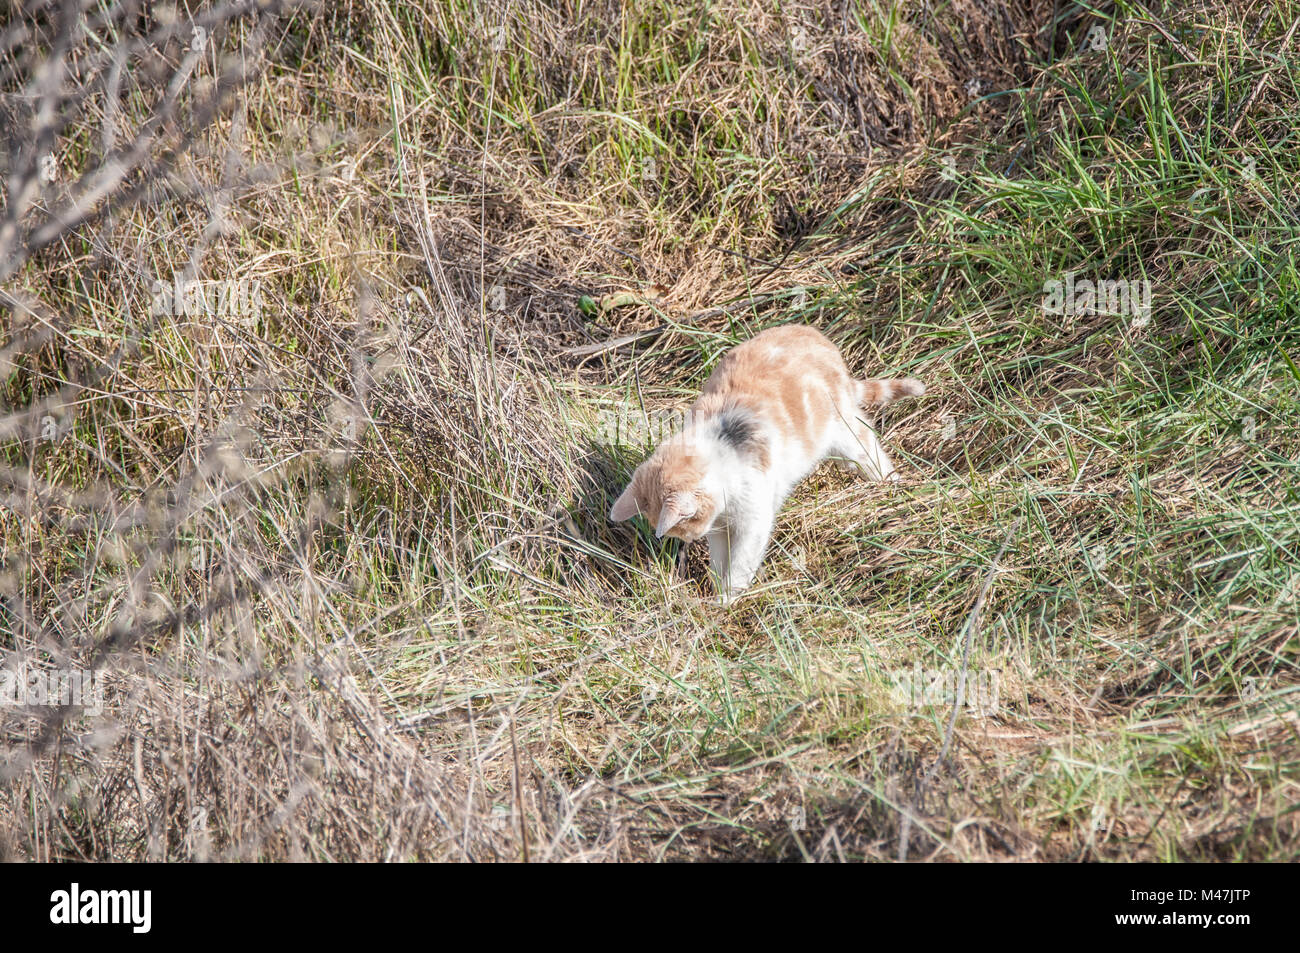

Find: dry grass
<box><xmin>1</xmin><ymin>0</ymin><xmax>1298</xmax><ymax>861</ymax></box>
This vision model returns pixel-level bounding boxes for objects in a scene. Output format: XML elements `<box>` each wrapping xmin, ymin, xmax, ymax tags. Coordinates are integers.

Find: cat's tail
<box><xmin>857</xmin><ymin>377</ymin><xmax>926</xmax><ymax>407</ymax></box>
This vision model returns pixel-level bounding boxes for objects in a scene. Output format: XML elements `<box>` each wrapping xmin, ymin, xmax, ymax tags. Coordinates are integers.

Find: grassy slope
<box><xmin>4</xmin><ymin>0</ymin><xmax>1299</xmax><ymax>860</ymax></box>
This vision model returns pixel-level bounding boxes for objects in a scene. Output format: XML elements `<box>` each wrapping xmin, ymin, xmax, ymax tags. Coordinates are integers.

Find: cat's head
<box><xmin>609</xmin><ymin>439</ymin><xmax>720</xmax><ymax>541</ymax></box>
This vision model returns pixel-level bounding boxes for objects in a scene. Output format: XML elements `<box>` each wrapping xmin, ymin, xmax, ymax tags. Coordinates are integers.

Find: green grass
<box><xmin>3</xmin><ymin>0</ymin><xmax>1298</xmax><ymax>861</ymax></box>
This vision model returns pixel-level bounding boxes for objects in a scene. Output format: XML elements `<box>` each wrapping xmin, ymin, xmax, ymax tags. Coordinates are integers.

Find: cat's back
<box><xmin>700</xmin><ymin>325</ymin><xmax>850</xmax><ymax>402</ymax></box>
<box><xmin>696</xmin><ymin>325</ymin><xmax>852</xmax><ymax>451</ymax></box>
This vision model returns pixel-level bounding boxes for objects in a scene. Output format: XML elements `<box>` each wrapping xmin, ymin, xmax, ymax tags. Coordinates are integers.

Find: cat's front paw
<box><xmin>716</xmin><ymin>575</ymin><xmax>755</xmax><ymax>606</ymax></box>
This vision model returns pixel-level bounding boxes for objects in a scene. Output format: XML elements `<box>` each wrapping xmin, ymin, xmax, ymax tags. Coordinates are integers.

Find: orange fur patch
<box><xmin>697</xmin><ymin>324</ymin><xmax>850</xmax><ymax>457</ymax></box>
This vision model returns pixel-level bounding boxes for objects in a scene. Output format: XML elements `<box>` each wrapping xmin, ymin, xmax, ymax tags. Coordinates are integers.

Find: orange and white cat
<box><xmin>609</xmin><ymin>325</ymin><xmax>924</xmax><ymax>600</ymax></box>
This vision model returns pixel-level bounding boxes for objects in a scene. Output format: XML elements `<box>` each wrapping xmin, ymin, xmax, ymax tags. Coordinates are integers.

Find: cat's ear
<box><xmin>655</xmin><ymin>494</ymin><xmax>696</xmax><ymax>538</ymax></box>
<box><xmin>609</xmin><ymin>483</ymin><xmax>641</xmax><ymax>521</ymax></box>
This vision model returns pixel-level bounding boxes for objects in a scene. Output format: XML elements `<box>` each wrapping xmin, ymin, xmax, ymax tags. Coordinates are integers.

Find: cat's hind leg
<box><xmin>830</xmin><ymin>414</ymin><xmax>897</xmax><ymax>482</ymax></box>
